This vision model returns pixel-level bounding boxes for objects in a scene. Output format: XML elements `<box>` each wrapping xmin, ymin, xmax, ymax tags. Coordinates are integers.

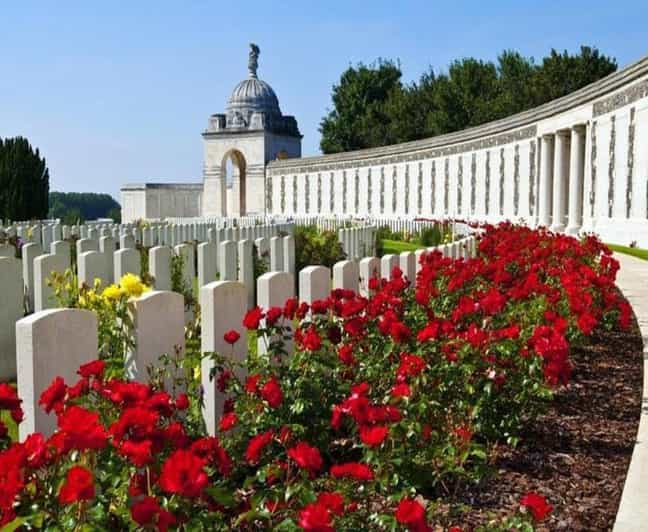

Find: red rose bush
<box><xmin>0</xmin><ymin>224</ymin><xmax>629</xmax><ymax>530</ymax></box>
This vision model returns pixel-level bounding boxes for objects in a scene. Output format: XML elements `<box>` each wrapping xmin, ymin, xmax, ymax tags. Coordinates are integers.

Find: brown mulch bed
<box><xmin>453</xmin><ymin>318</ymin><xmax>643</xmax><ymax>531</ymax></box>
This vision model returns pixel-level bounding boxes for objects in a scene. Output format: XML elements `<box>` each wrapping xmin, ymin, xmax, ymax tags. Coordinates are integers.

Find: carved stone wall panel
<box><xmin>354</xmin><ymin>169</ymin><xmax>360</xmax><ymax>213</ymax></box>
<box><xmin>266</xmin><ymin>175</ymin><xmax>273</xmax><ymax>213</ymax></box>
<box><xmin>499</xmin><ymin>148</ymin><xmax>505</xmax><ymax>216</ymax></box>
<box><xmin>417</xmin><ymin>162</ymin><xmax>423</xmax><ymax>214</ymax></box>
<box><xmin>444</xmin><ymin>158</ymin><xmax>449</xmax><ymax>214</ymax></box>
<box><xmin>392</xmin><ymin>166</ymin><xmax>397</xmax><ymax>214</ymax></box>
<box><xmin>431</xmin><ymin>161</ymin><xmax>436</xmax><ymax>213</ymax></box>
<box><xmin>280</xmin><ymin>175</ymin><xmax>286</xmax><ymax>213</ymax></box>
<box><xmin>330</xmin><ymin>172</ymin><xmax>335</xmax><ymax>213</ymax></box>
<box><xmin>404</xmin><ymin>165</ymin><xmax>410</xmax><ymax>215</ymax></box>
<box><xmin>342</xmin><ymin>171</ymin><xmax>348</xmax><ymax>213</ymax></box>
<box><xmin>367</xmin><ymin>168</ymin><xmax>373</xmax><ymax>213</ymax></box>
<box><xmin>590</xmin><ymin>122</ymin><xmax>597</xmax><ymax>218</ymax></box>
<box><xmin>514</xmin><ymin>144</ymin><xmax>520</xmax><ymax>216</ymax></box>
<box><xmin>292</xmin><ymin>176</ymin><xmax>298</xmax><ymax>214</ymax></box>
<box><xmin>317</xmin><ymin>173</ymin><xmax>322</xmax><ymax>213</ymax></box>
<box><xmin>593</xmin><ymin>79</ymin><xmax>648</xmax><ymax>117</ymax></box>
<box><xmin>627</xmin><ymin>107</ymin><xmax>635</xmax><ymax>218</ymax></box>
<box><xmin>457</xmin><ymin>156</ymin><xmax>463</xmax><ymax>215</ymax></box>
<box><xmin>485</xmin><ymin>151</ymin><xmax>491</xmax><ymax>215</ymax></box>
<box><xmin>380</xmin><ymin>167</ymin><xmax>385</xmax><ymax>214</ymax></box>
<box><xmin>305</xmin><ymin>174</ymin><xmax>310</xmax><ymax>213</ymax></box>
<box><xmin>608</xmin><ymin>116</ymin><xmax>616</xmax><ymax>218</ymax></box>
<box><xmin>470</xmin><ymin>153</ymin><xmax>477</xmax><ymax>215</ymax></box>
<box><xmin>529</xmin><ymin>140</ymin><xmax>536</xmax><ymax>216</ymax></box>
<box><xmin>267</xmin><ymin>125</ymin><xmax>537</xmax><ymax>176</ymax></box>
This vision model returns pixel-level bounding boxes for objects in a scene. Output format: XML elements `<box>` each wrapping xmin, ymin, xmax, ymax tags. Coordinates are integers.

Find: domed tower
<box><xmin>202</xmin><ymin>44</ymin><xmax>302</xmax><ymax>217</ymax></box>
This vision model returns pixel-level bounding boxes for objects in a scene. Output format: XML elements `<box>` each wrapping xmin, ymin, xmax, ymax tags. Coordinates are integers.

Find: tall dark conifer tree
<box><xmin>0</xmin><ymin>137</ymin><xmax>50</xmax><ymax>221</ymax></box>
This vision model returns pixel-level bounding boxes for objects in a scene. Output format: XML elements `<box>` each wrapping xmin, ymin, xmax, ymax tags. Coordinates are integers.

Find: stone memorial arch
<box><xmin>201</xmin><ymin>43</ymin><xmax>302</xmax><ymax>217</ymax></box>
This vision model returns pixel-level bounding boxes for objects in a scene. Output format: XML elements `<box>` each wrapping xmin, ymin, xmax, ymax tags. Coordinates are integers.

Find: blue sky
<box><xmin>1</xmin><ymin>1</ymin><xmax>647</xmax><ymax>200</ymax></box>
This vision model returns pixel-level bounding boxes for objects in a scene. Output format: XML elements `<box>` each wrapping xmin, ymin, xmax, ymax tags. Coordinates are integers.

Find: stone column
<box><xmin>566</xmin><ymin>125</ymin><xmax>586</xmax><ymax>235</ymax></box>
<box><xmin>538</xmin><ymin>134</ymin><xmax>555</xmax><ymax>227</ymax></box>
<box><xmin>551</xmin><ymin>130</ymin><xmax>570</xmax><ymax>232</ymax></box>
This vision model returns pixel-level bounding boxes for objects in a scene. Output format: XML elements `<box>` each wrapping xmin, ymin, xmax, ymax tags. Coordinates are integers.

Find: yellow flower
<box><xmin>93</xmin><ymin>278</ymin><xmax>103</xmax><ymax>290</ymax></box>
<box><xmin>78</xmin><ymin>295</ymin><xmax>87</xmax><ymax>307</ymax></box>
<box><xmin>193</xmin><ymin>366</ymin><xmax>201</xmax><ymax>380</ymax></box>
<box><xmin>103</xmin><ymin>284</ymin><xmax>123</xmax><ymax>300</ymax></box>
<box><xmin>120</xmin><ymin>273</ymin><xmax>148</xmax><ymax>298</ymax></box>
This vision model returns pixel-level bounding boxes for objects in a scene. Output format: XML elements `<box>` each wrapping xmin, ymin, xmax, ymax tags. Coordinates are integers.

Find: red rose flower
<box><xmin>0</xmin><ymin>383</ymin><xmax>21</xmax><ymax>410</ymax></box>
<box><xmin>359</xmin><ymin>425</ymin><xmax>389</xmax><ymax>447</ymax></box>
<box><xmin>395</xmin><ymin>498</ymin><xmax>430</xmax><ymax>532</ymax></box>
<box><xmin>337</xmin><ymin>344</ymin><xmax>357</xmax><ymax>366</ymax></box>
<box><xmin>287</xmin><ymin>441</ymin><xmax>323</xmax><ymax>473</ymax></box>
<box><xmin>175</xmin><ymin>393</ymin><xmax>190</xmax><ymax>410</ymax></box>
<box><xmin>283</xmin><ymin>297</ymin><xmax>299</xmax><ymax>320</ymax></box>
<box><xmin>219</xmin><ymin>412</ymin><xmax>238</xmax><ymax>432</ymax></box>
<box><xmin>393</xmin><ymin>380</ymin><xmax>412</xmax><ymax>396</ymax></box>
<box><xmin>223</xmin><ymin>329</ymin><xmax>241</xmax><ymax>345</ymax></box>
<box><xmin>58</xmin><ymin>405</ymin><xmax>108</xmax><ymax>451</ymax></box>
<box><xmin>245</xmin><ymin>373</ymin><xmax>261</xmax><ymax>394</ymax></box>
<box><xmin>59</xmin><ymin>466</ymin><xmax>95</xmax><ymax>505</ymax></box>
<box><xmin>39</xmin><ymin>376</ymin><xmax>67</xmax><ymax>414</ymax></box>
<box><xmin>520</xmin><ymin>492</ymin><xmax>552</xmax><ymax>521</ymax></box>
<box><xmin>298</xmin><ymin>501</ymin><xmax>334</xmax><ymax>532</ymax></box>
<box><xmin>317</xmin><ymin>492</ymin><xmax>345</xmax><ymax>516</ymax></box>
<box><xmin>131</xmin><ymin>496</ymin><xmax>177</xmax><ymax>532</ymax></box>
<box><xmin>389</xmin><ymin>321</ymin><xmax>411</xmax><ymax>344</ymax></box>
<box><xmin>119</xmin><ymin>439</ymin><xmax>153</xmax><ymax>467</ymax></box>
<box><xmin>330</xmin><ymin>462</ymin><xmax>374</xmax><ymax>481</ymax></box>
<box><xmin>77</xmin><ymin>359</ymin><xmax>105</xmax><ymax>379</ymax></box>
<box><xmin>265</xmin><ymin>306</ymin><xmax>283</xmax><ymax>326</ymax></box>
<box><xmin>158</xmin><ymin>450</ymin><xmax>208</xmax><ymax>498</ymax></box>
<box><xmin>261</xmin><ymin>376</ymin><xmax>283</xmax><ymax>408</ymax></box>
<box><xmin>217</xmin><ymin>369</ymin><xmax>233</xmax><ymax>392</ymax></box>
<box><xmin>245</xmin><ymin>430</ymin><xmax>274</xmax><ymax>464</ymax></box>
<box><xmin>243</xmin><ymin>306</ymin><xmax>264</xmax><ymax>329</ymax></box>
<box><xmin>300</xmin><ymin>326</ymin><xmax>322</xmax><ymax>351</ymax></box>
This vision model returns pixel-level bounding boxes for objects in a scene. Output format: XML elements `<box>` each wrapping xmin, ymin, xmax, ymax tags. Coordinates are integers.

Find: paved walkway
<box><xmin>613</xmin><ymin>253</ymin><xmax>648</xmax><ymax>531</ymax></box>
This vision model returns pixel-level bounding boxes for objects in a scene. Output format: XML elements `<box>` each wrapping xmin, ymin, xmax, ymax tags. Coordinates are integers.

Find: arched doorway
<box><xmin>220</xmin><ymin>149</ymin><xmax>246</xmax><ymax>216</ymax></box>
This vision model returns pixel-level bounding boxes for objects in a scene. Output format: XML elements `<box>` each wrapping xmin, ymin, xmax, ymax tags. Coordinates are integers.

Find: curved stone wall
<box><xmin>267</xmin><ymin>55</ymin><xmax>648</xmax><ymax>246</ymax></box>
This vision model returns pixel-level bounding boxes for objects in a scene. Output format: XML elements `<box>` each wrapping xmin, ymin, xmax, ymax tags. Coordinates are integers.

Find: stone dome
<box><xmin>227</xmin><ymin>77</ymin><xmax>281</xmax><ymax>116</ymax></box>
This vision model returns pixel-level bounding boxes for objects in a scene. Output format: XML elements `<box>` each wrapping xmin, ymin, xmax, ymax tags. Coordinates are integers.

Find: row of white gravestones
<box><xmin>14</xmin><ymin>236</ymin><xmax>477</xmax><ymax>439</ymax></box>
<box><xmin>195</xmin><ymin>235</ymin><xmax>295</xmax><ymax>301</ymax></box>
<box><xmin>7</xmin><ymin>219</ymin><xmax>294</xmax><ymax>253</ymax></box>
<box><xmin>338</xmin><ymin>226</ymin><xmax>376</xmax><ymax>261</ymax></box>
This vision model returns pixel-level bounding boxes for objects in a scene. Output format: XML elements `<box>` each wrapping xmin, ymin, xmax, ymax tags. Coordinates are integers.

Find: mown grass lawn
<box><xmin>607</xmin><ymin>243</ymin><xmax>648</xmax><ymax>261</ymax></box>
<box><xmin>380</xmin><ymin>239</ymin><xmax>425</xmax><ymax>255</ymax></box>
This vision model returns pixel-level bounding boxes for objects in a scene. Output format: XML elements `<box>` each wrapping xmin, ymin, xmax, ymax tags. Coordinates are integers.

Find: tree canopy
<box><xmin>0</xmin><ymin>137</ymin><xmax>50</xmax><ymax>221</ymax></box>
<box><xmin>319</xmin><ymin>46</ymin><xmax>617</xmax><ymax>153</ymax></box>
<box><xmin>48</xmin><ymin>192</ymin><xmax>121</xmax><ymax>224</ymax></box>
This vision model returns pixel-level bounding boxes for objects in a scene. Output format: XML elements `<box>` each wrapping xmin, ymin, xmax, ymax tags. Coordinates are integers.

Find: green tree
<box><xmin>0</xmin><ymin>137</ymin><xmax>49</xmax><ymax>221</ymax></box>
<box><xmin>532</xmin><ymin>46</ymin><xmax>617</xmax><ymax>105</ymax></box>
<box><xmin>320</xmin><ymin>46</ymin><xmax>617</xmax><ymax>153</ymax></box>
<box><xmin>319</xmin><ymin>60</ymin><xmax>403</xmax><ymax>153</ymax></box>
<box><xmin>48</xmin><ymin>192</ymin><xmax>121</xmax><ymax>221</ymax></box>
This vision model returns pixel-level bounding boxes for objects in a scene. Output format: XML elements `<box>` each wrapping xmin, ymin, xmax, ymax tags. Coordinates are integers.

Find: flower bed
<box><xmin>0</xmin><ymin>224</ymin><xmax>635</xmax><ymax>530</ymax></box>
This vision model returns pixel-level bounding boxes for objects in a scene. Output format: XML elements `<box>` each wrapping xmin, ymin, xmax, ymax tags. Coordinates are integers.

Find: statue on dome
<box><xmin>248</xmin><ymin>43</ymin><xmax>260</xmax><ymax>78</ymax></box>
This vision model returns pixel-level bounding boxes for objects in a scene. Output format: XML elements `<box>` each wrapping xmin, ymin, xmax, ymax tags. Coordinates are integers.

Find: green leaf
<box><xmin>1</xmin><ymin>517</ymin><xmax>28</xmax><ymax>532</ymax></box>
<box><xmin>205</xmin><ymin>486</ymin><xmax>237</xmax><ymax>508</ymax></box>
